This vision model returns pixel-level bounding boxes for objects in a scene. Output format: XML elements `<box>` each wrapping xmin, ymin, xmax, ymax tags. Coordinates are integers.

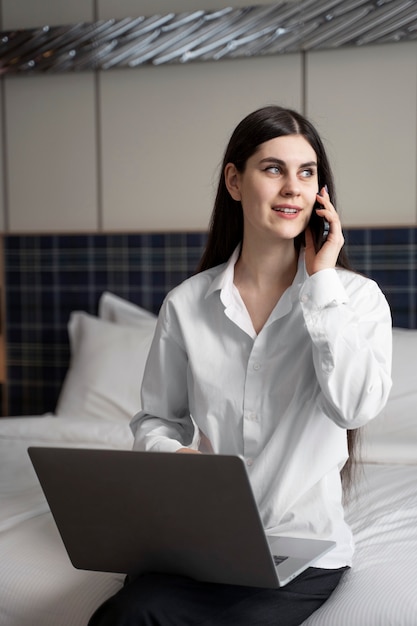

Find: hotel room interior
<box><xmin>0</xmin><ymin>1</ymin><xmax>416</xmax><ymax>624</ymax></box>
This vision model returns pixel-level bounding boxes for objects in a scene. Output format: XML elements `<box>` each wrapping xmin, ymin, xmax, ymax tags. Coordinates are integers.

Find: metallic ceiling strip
<box><xmin>0</xmin><ymin>0</ymin><xmax>416</xmax><ymax>74</ymax></box>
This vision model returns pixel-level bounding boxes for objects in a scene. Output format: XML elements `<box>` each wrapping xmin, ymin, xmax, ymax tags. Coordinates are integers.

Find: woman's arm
<box><xmin>130</xmin><ymin>300</ymin><xmax>198</xmax><ymax>452</ymax></box>
<box><xmin>300</xmin><ymin>269</ymin><xmax>392</xmax><ymax>429</ymax></box>
<box><xmin>302</xmin><ymin>188</ymin><xmax>392</xmax><ymax>428</ymax></box>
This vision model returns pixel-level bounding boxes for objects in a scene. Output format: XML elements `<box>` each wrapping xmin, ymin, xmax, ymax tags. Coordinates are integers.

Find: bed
<box><xmin>1</xmin><ymin>228</ymin><xmax>416</xmax><ymax>626</ymax></box>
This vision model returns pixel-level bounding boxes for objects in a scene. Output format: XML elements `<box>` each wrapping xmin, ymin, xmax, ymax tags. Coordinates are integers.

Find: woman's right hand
<box><xmin>305</xmin><ymin>186</ymin><xmax>344</xmax><ymax>275</ymax></box>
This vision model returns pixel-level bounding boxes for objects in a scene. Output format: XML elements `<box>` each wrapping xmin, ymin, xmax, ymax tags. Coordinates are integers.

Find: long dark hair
<box><xmin>197</xmin><ymin>105</ymin><xmax>358</xmax><ymax>493</ymax></box>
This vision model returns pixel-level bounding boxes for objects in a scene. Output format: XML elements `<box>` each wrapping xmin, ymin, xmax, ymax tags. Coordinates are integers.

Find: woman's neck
<box><xmin>235</xmin><ymin>239</ymin><xmax>298</xmax><ymax>291</ymax></box>
<box><xmin>233</xmin><ymin>239</ymin><xmax>299</xmax><ymax>334</ymax></box>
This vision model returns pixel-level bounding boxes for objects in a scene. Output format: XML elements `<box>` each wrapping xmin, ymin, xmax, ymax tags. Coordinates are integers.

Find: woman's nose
<box><xmin>281</xmin><ymin>176</ymin><xmax>300</xmax><ymax>197</ymax></box>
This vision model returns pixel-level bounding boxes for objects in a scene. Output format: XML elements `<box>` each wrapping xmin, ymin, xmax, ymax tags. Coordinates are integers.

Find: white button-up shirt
<box><xmin>131</xmin><ymin>248</ymin><xmax>392</xmax><ymax>568</ymax></box>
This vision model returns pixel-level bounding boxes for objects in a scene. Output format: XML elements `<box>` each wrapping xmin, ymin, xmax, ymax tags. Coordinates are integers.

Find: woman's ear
<box><xmin>224</xmin><ymin>163</ymin><xmax>241</xmax><ymax>201</ymax></box>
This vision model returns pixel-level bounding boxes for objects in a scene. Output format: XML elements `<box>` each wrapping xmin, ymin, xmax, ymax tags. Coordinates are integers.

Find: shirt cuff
<box><xmin>299</xmin><ymin>269</ymin><xmax>349</xmax><ymax>310</ymax></box>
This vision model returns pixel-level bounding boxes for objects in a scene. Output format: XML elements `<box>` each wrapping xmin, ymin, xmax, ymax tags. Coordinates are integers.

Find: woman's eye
<box><xmin>300</xmin><ymin>168</ymin><xmax>314</xmax><ymax>178</ymax></box>
<box><xmin>265</xmin><ymin>166</ymin><xmax>281</xmax><ymax>174</ymax></box>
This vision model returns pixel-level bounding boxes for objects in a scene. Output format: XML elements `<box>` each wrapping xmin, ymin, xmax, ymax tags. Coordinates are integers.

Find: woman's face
<box><xmin>225</xmin><ymin>134</ymin><xmax>319</xmax><ymax>245</ymax></box>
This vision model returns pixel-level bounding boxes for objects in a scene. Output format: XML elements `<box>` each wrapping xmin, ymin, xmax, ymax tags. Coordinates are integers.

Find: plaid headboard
<box><xmin>2</xmin><ymin>227</ymin><xmax>416</xmax><ymax>416</ymax></box>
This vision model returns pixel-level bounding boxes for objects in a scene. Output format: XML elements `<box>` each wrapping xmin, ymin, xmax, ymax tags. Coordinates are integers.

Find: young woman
<box><xmin>89</xmin><ymin>106</ymin><xmax>392</xmax><ymax>625</ymax></box>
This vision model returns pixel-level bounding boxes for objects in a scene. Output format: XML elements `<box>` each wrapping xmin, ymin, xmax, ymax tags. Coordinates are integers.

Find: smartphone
<box><xmin>322</xmin><ymin>217</ymin><xmax>330</xmax><ymax>242</ymax></box>
<box><xmin>316</xmin><ymin>186</ymin><xmax>330</xmax><ymax>246</ymax></box>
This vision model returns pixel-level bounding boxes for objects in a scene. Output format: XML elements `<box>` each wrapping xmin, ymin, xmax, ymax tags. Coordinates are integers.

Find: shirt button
<box><xmin>300</xmin><ymin>294</ymin><xmax>309</xmax><ymax>303</ymax></box>
<box><xmin>253</xmin><ymin>362</ymin><xmax>261</xmax><ymax>371</ymax></box>
<box><xmin>246</xmin><ymin>458</ymin><xmax>254</xmax><ymax>467</ymax></box>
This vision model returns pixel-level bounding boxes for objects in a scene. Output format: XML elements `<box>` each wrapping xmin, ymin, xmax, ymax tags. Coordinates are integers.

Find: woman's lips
<box><xmin>272</xmin><ymin>205</ymin><xmax>301</xmax><ymax>218</ymax></box>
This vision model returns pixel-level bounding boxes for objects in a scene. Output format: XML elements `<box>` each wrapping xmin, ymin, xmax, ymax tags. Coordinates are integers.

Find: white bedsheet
<box><xmin>1</xmin><ymin>416</ymin><xmax>416</xmax><ymax>626</ymax></box>
<box><xmin>0</xmin><ymin>416</ymin><xmax>132</xmax><ymax>626</ymax></box>
<box><xmin>303</xmin><ymin>463</ymin><xmax>417</xmax><ymax>625</ymax></box>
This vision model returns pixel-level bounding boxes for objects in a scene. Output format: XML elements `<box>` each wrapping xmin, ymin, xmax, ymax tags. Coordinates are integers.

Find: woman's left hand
<box><xmin>304</xmin><ymin>186</ymin><xmax>345</xmax><ymax>276</ymax></box>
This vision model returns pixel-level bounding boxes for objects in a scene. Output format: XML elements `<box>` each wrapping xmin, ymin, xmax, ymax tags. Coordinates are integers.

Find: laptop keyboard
<box><xmin>273</xmin><ymin>555</ymin><xmax>288</xmax><ymax>566</ymax></box>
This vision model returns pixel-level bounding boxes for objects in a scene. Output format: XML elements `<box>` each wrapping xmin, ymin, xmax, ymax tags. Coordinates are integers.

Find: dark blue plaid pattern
<box><xmin>4</xmin><ymin>232</ymin><xmax>207</xmax><ymax>416</ymax></box>
<box><xmin>345</xmin><ymin>228</ymin><xmax>416</xmax><ymax>330</ymax></box>
<box><xmin>3</xmin><ymin>228</ymin><xmax>416</xmax><ymax>416</ymax></box>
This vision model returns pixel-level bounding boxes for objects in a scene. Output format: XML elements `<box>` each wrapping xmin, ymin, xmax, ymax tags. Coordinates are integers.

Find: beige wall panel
<box><xmin>6</xmin><ymin>73</ymin><xmax>98</xmax><ymax>232</ymax></box>
<box><xmin>100</xmin><ymin>54</ymin><xmax>302</xmax><ymax>231</ymax></box>
<box><xmin>2</xmin><ymin>0</ymin><xmax>94</xmax><ymax>29</ymax></box>
<box><xmin>306</xmin><ymin>42</ymin><xmax>417</xmax><ymax>227</ymax></box>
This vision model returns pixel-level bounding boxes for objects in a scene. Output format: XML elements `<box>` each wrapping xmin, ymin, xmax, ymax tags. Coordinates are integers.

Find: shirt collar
<box><xmin>204</xmin><ymin>245</ymin><xmax>240</xmax><ymax>299</ymax></box>
<box><xmin>205</xmin><ymin>245</ymin><xmax>308</xmax><ymax>337</ymax></box>
<box><xmin>205</xmin><ymin>245</ymin><xmax>308</xmax><ymax>300</ymax></box>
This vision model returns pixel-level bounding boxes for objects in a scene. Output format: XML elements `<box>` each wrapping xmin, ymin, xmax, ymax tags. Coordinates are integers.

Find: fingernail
<box><xmin>324</xmin><ymin>184</ymin><xmax>329</xmax><ymax>194</ymax></box>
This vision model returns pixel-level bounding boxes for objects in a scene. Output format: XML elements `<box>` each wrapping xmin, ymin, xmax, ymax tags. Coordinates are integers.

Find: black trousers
<box><xmin>88</xmin><ymin>566</ymin><xmax>348</xmax><ymax>626</ymax></box>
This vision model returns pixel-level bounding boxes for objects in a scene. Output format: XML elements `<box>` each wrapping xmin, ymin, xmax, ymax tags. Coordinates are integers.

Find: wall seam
<box><xmin>93</xmin><ymin>0</ymin><xmax>103</xmax><ymax>232</ymax></box>
<box><xmin>1</xmin><ymin>78</ymin><xmax>9</xmax><ymax>233</ymax></box>
<box><xmin>301</xmin><ymin>50</ymin><xmax>307</xmax><ymax>117</ymax></box>
<box><xmin>95</xmin><ymin>72</ymin><xmax>103</xmax><ymax>232</ymax></box>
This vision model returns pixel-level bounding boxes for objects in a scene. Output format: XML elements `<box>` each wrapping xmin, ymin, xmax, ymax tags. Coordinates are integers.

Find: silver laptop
<box><xmin>28</xmin><ymin>447</ymin><xmax>335</xmax><ymax>588</ymax></box>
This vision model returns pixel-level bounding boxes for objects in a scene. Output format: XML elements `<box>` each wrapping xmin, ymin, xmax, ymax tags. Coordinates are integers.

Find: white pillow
<box><xmin>99</xmin><ymin>291</ymin><xmax>157</xmax><ymax>326</ymax></box>
<box><xmin>55</xmin><ymin>312</ymin><xmax>156</xmax><ymax>422</ymax></box>
<box><xmin>362</xmin><ymin>328</ymin><xmax>417</xmax><ymax>464</ymax></box>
